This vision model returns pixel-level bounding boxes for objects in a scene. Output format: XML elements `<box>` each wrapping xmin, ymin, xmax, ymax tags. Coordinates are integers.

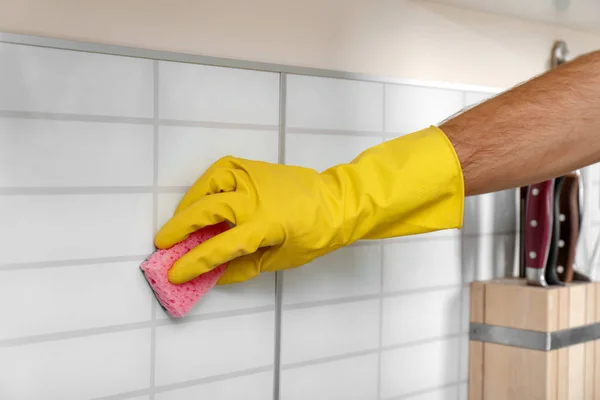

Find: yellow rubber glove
<box><xmin>155</xmin><ymin>126</ymin><xmax>464</xmax><ymax>285</ymax></box>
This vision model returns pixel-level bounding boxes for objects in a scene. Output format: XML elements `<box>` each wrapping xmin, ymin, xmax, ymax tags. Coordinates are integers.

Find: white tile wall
<box><xmin>280</xmin><ymin>354</ymin><xmax>379</xmax><ymax>400</ymax></box>
<box><xmin>0</xmin><ymin>41</ymin><xmax>534</xmax><ymax>400</ymax></box>
<box><xmin>159</xmin><ymin>61</ymin><xmax>279</xmax><ymax>125</ymax></box>
<box><xmin>465</xmin><ymin>91</ymin><xmax>494</xmax><ymax>107</ymax></box>
<box><xmin>380</xmin><ymin>337</ymin><xmax>461</xmax><ymax>398</ymax></box>
<box><xmin>0</xmin><ymin>118</ymin><xmax>154</xmax><ymax>187</ymax></box>
<box><xmin>283</xmin><ymin>244</ymin><xmax>381</xmax><ymax>305</ymax></box>
<box><xmin>0</xmin><ymin>329</ymin><xmax>151</xmax><ymax>400</ymax></box>
<box><xmin>155</xmin><ymin>371</ymin><xmax>273</xmax><ymax>400</ymax></box>
<box><xmin>286</xmin><ymin>132</ymin><xmax>381</xmax><ymax>171</ymax></box>
<box><xmin>383</xmin><ymin>237</ymin><xmax>463</xmax><ymax>293</ymax></box>
<box><xmin>0</xmin><ymin>194</ymin><xmax>154</xmax><ymax>264</ymax></box>
<box><xmin>385</xmin><ymin>84</ymin><xmax>464</xmax><ymax>133</ymax></box>
<box><xmin>281</xmin><ymin>299</ymin><xmax>379</xmax><ymax>365</ymax></box>
<box><xmin>403</xmin><ymin>385</ymin><xmax>460</xmax><ymax>400</ymax></box>
<box><xmin>382</xmin><ymin>287</ymin><xmax>462</xmax><ymax>346</ymax></box>
<box><xmin>463</xmin><ymin>189</ymin><xmax>517</xmax><ymax>234</ymax></box>
<box><xmin>286</xmin><ymin>74</ymin><xmax>384</xmax><ymax>132</ymax></box>
<box><xmin>155</xmin><ymin>312</ymin><xmax>274</xmax><ymax>386</ymax></box>
<box><xmin>0</xmin><ymin>261</ymin><xmax>152</xmax><ymax>340</ymax></box>
<box><xmin>0</xmin><ymin>42</ymin><xmax>153</xmax><ymax>117</ymax></box>
<box><xmin>158</xmin><ymin>126</ymin><xmax>279</xmax><ymax>186</ymax></box>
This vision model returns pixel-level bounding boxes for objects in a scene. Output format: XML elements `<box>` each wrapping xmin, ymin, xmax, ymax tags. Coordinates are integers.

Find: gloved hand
<box><xmin>155</xmin><ymin>126</ymin><xmax>464</xmax><ymax>285</ymax></box>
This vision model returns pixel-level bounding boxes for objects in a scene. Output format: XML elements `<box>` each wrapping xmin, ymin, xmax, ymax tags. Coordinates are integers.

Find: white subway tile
<box><xmin>157</xmin><ymin>192</ymin><xmax>184</xmax><ymax>229</ymax></box>
<box><xmin>156</xmin><ymin>272</ymin><xmax>275</xmax><ymax>319</ymax></box>
<box><xmin>587</xmin><ymin>163</ymin><xmax>600</xmax><ymax>184</ymax></box>
<box><xmin>286</xmin><ymin>75</ymin><xmax>383</xmax><ymax>132</ymax></box>
<box><xmin>463</xmin><ymin>190</ymin><xmax>517</xmax><ymax>234</ymax></box>
<box><xmin>0</xmin><ymin>261</ymin><xmax>152</xmax><ymax>340</ymax></box>
<box><xmin>0</xmin><ymin>43</ymin><xmax>153</xmax><ymax>117</ymax></box>
<box><xmin>0</xmin><ymin>194</ymin><xmax>153</xmax><ymax>264</ymax></box>
<box><xmin>159</xmin><ymin>61</ymin><xmax>279</xmax><ymax>125</ymax></box>
<box><xmin>382</xmin><ymin>237</ymin><xmax>462</xmax><ymax>292</ymax></box>
<box><xmin>285</xmin><ymin>133</ymin><xmax>381</xmax><ymax>171</ymax></box>
<box><xmin>281</xmin><ymin>299</ymin><xmax>379</xmax><ymax>365</ymax></box>
<box><xmin>283</xmin><ymin>244</ymin><xmax>381</xmax><ymax>305</ymax></box>
<box><xmin>126</xmin><ymin>397</ymin><xmax>150</xmax><ymax>400</ymax></box>
<box><xmin>403</xmin><ymin>385</ymin><xmax>460</xmax><ymax>400</ymax></box>
<box><xmin>385</xmin><ymin>84</ymin><xmax>464</xmax><ymax>133</ymax></box>
<box><xmin>0</xmin><ymin>118</ymin><xmax>153</xmax><ymax>187</ymax></box>
<box><xmin>382</xmin><ymin>287</ymin><xmax>462</xmax><ymax>346</ymax></box>
<box><xmin>0</xmin><ymin>329</ymin><xmax>151</xmax><ymax>399</ymax></box>
<box><xmin>155</xmin><ymin>312</ymin><xmax>274</xmax><ymax>385</ymax></box>
<box><xmin>158</xmin><ymin>126</ymin><xmax>278</xmax><ymax>186</ymax></box>
<box><xmin>461</xmin><ymin>287</ymin><xmax>470</xmax><ymax>333</ymax></box>
<box><xmin>380</xmin><ymin>338</ymin><xmax>461</xmax><ymax>398</ymax></box>
<box><xmin>155</xmin><ymin>371</ymin><xmax>273</xmax><ymax>400</ymax></box>
<box><xmin>280</xmin><ymin>354</ymin><xmax>378</xmax><ymax>400</ymax></box>
<box><xmin>461</xmin><ymin>234</ymin><xmax>517</xmax><ymax>283</ymax></box>
<box><xmin>590</xmin><ymin>183</ymin><xmax>600</xmax><ymax>223</ymax></box>
<box><xmin>458</xmin><ymin>383</ymin><xmax>468</xmax><ymax>400</ymax></box>
<box><xmin>459</xmin><ymin>335</ymin><xmax>469</xmax><ymax>382</ymax></box>
<box><xmin>465</xmin><ymin>92</ymin><xmax>494</xmax><ymax>107</ymax></box>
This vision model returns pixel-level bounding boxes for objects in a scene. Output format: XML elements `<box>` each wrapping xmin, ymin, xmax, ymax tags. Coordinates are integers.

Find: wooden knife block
<box><xmin>468</xmin><ymin>278</ymin><xmax>600</xmax><ymax>400</ymax></box>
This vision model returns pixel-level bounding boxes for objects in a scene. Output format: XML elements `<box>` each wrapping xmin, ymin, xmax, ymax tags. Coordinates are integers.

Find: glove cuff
<box><xmin>324</xmin><ymin>125</ymin><xmax>465</xmax><ymax>242</ymax></box>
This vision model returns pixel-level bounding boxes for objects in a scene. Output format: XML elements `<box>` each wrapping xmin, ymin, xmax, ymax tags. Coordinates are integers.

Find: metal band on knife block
<box><xmin>469</xmin><ymin>322</ymin><xmax>600</xmax><ymax>351</ymax></box>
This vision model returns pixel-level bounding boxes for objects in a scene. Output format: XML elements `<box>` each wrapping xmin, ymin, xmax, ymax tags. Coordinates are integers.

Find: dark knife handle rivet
<box><xmin>559</xmin><ymin>214</ymin><xmax>566</xmax><ymax>222</ymax></box>
<box><xmin>558</xmin><ymin>240</ymin><xmax>565</xmax><ymax>248</ymax></box>
<box><xmin>557</xmin><ymin>265</ymin><xmax>564</xmax><ymax>273</ymax></box>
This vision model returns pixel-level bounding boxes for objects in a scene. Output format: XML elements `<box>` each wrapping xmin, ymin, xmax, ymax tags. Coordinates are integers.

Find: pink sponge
<box><xmin>140</xmin><ymin>222</ymin><xmax>230</xmax><ymax>318</ymax></box>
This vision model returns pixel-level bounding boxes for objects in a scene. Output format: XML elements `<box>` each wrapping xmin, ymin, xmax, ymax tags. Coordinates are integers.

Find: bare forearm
<box><xmin>441</xmin><ymin>50</ymin><xmax>600</xmax><ymax>196</ymax></box>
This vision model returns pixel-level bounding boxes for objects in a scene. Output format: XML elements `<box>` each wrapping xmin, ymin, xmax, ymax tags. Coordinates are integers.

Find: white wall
<box><xmin>0</xmin><ymin>0</ymin><xmax>599</xmax><ymax>88</ymax></box>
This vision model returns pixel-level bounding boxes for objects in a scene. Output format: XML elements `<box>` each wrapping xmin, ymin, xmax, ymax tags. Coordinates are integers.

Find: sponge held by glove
<box><xmin>140</xmin><ymin>222</ymin><xmax>230</xmax><ymax>318</ymax></box>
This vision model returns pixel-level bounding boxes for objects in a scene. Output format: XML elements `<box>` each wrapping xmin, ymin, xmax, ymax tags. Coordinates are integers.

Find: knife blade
<box><xmin>525</xmin><ymin>180</ymin><xmax>554</xmax><ymax>287</ymax></box>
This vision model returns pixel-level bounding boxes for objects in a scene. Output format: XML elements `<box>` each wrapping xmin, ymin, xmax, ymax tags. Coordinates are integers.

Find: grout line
<box><xmin>0</xmin><ymin>321</ymin><xmax>154</xmax><ymax>347</ymax></box>
<box><xmin>286</xmin><ymin>126</ymin><xmax>384</xmax><ymax>137</ymax></box>
<box><xmin>153</xmin><ymin>365</ymin><xmax>274</xmax><ymax>395</ymax></box>
<box><xmin>281</xmin><ymin>347</ymin><xmax>380</xmax><ymax>371</ymax></box>
<box><xmin>380</xmin><ymin>333</ymin><xmax>467</xmax><ymax>354</ymax></box>
<box><xmin>92</xmin><ymin>388</ymin><xmax>151</xmax><ymax>400</ymax></box>
<box><xmin>0</xmin><ymin>186</ymin><xmax>154</xmax><ymax>195</ymax></box>
<box><xmin>381</xmin><ymin>380</ymin><xmax>468</xmax><ymax>400</ymax></box>
<box><xmin>0</xmin><ymin>109</ymin><xmax>278</xmax><ymax>131</ymax></box>
<box><xmin>377</xmin><ymin>241</ymin><xmax>385</xmax><ymax>400</ymax></box>
<box><xmin>149</xmin><ymin>59</ymin><xmax>160</xmax><ymax>400</ymax></box>
<box><xmin>159</xmin><ymin>119</ymin><xmax>278</xmax><ymax>131</ymax></box>
<box><xmin>272</xmin><ymin>72</ymin><xmax>287</xmax><ymax>400</ymax></box>
<box><xmin>92</xmin><ymin>365</ymin><xmax>274</xmax><ymax>400</ymax></box>
<box><xmin>0</xmin><ymin>306</ymin><xmax>275</xmax><ymax>348</ymax></box>
<box><xmin>282</xmin><ymin>293</ymin><xmax>381</xmax><ymax>311</ymax></box>
<box><xmin>0</xmin><ymin>255</ymin><xmax>148</xmax><ymax>271</ymax></box>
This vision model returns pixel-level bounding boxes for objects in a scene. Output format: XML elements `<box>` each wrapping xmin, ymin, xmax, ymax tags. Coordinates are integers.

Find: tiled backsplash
<box><xmin>0</xmin><ymin>39</ymin><xmax>598</xmax><ymax>400</ymax></box>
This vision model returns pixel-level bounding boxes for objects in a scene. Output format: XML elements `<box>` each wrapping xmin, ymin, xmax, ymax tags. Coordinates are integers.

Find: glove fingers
<box><xmin>155</xmin><ymin>192</ymin><xmax>246</xmax><ymax>249</ymax></box>
<box><xmin>215</xmin><ymin>250</ymin><xmax>264</xmax><ymax>285</ymax></box>
<box><xmin>175</xmin><ymin>167</ymin><xmax>240</xmax><ymax>214</ymax></box>
<box><xmin>167</xmin><ymin>221</ymin><xmax>268</xmax><ymax>284</ymax></box>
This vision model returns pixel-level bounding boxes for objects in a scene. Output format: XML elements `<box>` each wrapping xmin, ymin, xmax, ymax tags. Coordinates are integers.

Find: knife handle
<box><xmin>525</xmin><ymin>180</ymin><xmax>554</xmax><ymax>287</ymax></box>
<box><xmin>558</xmin><ymin>174</ymin><xmax>579</xmax><ymax>283</ymax></box>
